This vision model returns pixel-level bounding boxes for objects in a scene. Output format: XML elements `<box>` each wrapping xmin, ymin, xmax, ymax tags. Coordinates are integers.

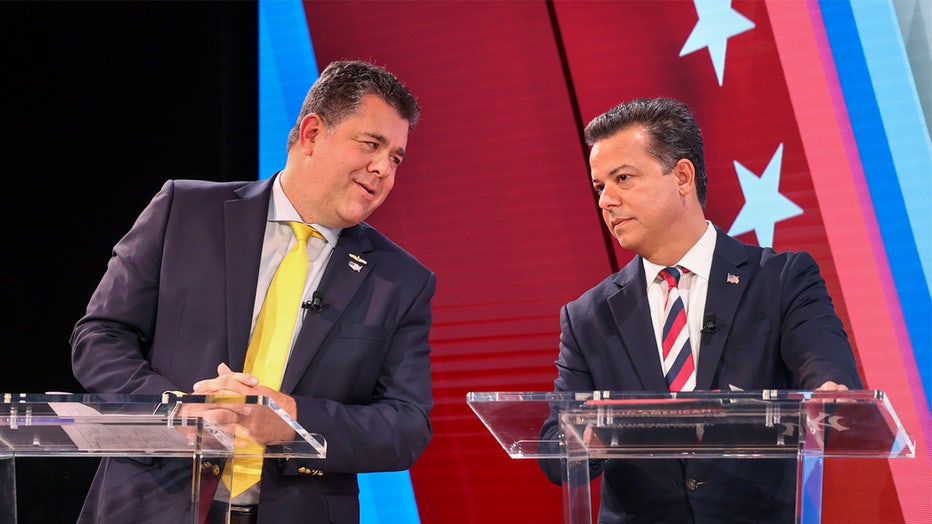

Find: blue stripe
<box><xmin>666</xmin><ymin>340</ymin><xmax>693</xmax><ymax>387</ymax></box>
<box><xmin>258</xmin><ymin>0</ymin><xmax>318</xmax><ymax>179</ymax></box>
<box><xmin>662</xmin><ymin>302</ymin><xmax>685</xmax><ymax>339</ymax></box>
<box><xmin>850</xmin><ymin>1</ymin><xmax>932</xmax><ymax>294</ymax></box>
<box><xmin>359</xmin><ymin>471</ymin><xmax>423</xmax><ymax>523</ymax></box>
<box><xmin>258</xmin><ymin>2</ymin><xmax>423</xmax><ymax>522</ymax></box>
<box><xmin>819</xmin><ymin>0</ymin><xmax>931</xmax><ymax>412</ymax></box>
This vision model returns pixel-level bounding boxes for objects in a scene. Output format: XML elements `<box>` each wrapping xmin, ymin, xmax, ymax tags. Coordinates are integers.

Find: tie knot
<box><xmin>289</xmin><ymin>222</ymin><xmax>323</xmax><ymax>243</ymax></box>
<box><xmin>659</xmin><ymin>266</ymin><xmax>683</xmax><ymax>288</ymax></box>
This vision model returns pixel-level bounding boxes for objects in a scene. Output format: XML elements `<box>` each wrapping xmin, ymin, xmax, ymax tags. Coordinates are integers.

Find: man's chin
<box><xmin>338</xmin><ymin>208</ymin><xmax>377</xmax><ymax>228</ymax></box>
<box><xmin>613</xmin><ymin>235</ymin><xmax>638</xmax><ymax>253</ymax></box>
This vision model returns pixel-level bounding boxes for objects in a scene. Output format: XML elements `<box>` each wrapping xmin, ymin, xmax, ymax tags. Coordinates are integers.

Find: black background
<box><xmin>3</xmin><ymin>2</ymin><xmax>258</xmax><ymax>521</ymax></box>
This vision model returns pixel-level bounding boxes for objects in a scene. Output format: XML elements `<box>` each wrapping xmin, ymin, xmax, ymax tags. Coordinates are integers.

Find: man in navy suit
<box><xmin>540</xmin><ymin>97</ymin><xmax>862</xmax><ymax>523</ymax></box>
<box><xmin>71</xmin><ymin>61</ymin><xmax>434</xmax><ymax>524</ymax></box>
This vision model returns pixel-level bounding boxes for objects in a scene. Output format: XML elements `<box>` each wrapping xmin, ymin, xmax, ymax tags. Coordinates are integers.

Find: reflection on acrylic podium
<box><xmin>0</xmin><ymin>393</ymin><xmax>326</xmax><ymax>523</ymax></box>
<box><xmin>468</xmin><ymin>390</ymin><xmax>915</xmax><ymax>524</ymax></box>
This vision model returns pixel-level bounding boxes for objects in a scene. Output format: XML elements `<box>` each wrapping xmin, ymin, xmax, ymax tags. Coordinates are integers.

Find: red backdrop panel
<box><xmin>301</xmin><ymin>1</ymin><xmax>904</xmax><ymax>521</ymax></box>
<box><xmin>304</xmin><ymin>2</ymin><xmax>606</xmax><ymax>521</ymax></box>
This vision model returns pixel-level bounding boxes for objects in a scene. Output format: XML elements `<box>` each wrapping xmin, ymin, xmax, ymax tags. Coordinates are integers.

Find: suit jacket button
<box><xmin>685</xmin><ymin>478</ymin><xmax>699</xmax><ymax>491</ymax></box>
<box><xmin>201</xmin><ymin>462</ymin><xmax>220</xmax><ymax>476</ymax></box>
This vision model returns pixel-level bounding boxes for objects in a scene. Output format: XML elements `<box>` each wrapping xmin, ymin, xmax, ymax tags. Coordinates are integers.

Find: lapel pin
<box><xmin>348</xmin><ymin>261</ymin><xmax>363</xmax><ymax>272</ymax></box>
<box><xmin>349</xmin><ymin>253</ymin><xmax>368</xmax><ymax>265</ymax></box>
<box><xmin>726</xmin><ymin>273</ymin><xmax>740</xmax><ymax>285</ymax></box>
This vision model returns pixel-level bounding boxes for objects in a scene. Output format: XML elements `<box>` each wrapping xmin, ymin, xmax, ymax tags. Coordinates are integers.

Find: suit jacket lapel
<box><xmin>224</xmin><ymin>178</ymin><xmax>274</xmax><ymax>370</ymax></box>
<box><xmin>607</xmin><ymin>258</ymin><xmax>668</xmax><ymax>391</ymax></box>
<box><xmin>696</xmin><ymin>227</ymin><xmax>751</xmax><ymax>389</ymax></box>
<box><xmin>280</xmin><ymin>223</ymin><xmax>374</xmax><ymax>392</ymax></box>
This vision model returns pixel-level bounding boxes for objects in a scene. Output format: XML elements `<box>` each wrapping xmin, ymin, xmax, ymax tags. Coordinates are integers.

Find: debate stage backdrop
<box><xmin>4</xmin><ymin>1</ymin><xmax>930</xmax><ymax>523</ymax></box>
<box><xmin>261</xmin><ymin>1</ymin><xmax>931</xmax><ymax>522</ymax></box>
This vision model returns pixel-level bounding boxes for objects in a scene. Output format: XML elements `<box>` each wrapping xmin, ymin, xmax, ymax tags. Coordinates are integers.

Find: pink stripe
<box><xmin>669</xmin><ymin>355</ymin><xmax>695</xmax><ymax>392</ymax></box>
<box><xmin>766</xmin><ymin>1</ymin><xmax>931</xmax><ymax>519</ymax></box>
<box><xmin>663</xmin><ymin>311</ymin><xmax>687</xmax><ymax>358</ymax></box>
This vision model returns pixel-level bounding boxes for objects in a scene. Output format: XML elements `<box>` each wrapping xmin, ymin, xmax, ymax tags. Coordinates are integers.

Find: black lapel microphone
<box><xmin>701</xmin><ymin>313</ymin><xmax>718</xmax><ymax>335</ymax></box>
<box><xmin>302</xmin><ymin>290</ymin><xmax>324</xmax><ymax>313</ymax></box>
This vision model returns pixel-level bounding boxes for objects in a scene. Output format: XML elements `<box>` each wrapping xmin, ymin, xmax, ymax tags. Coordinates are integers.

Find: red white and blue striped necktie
<box><xmin>659</xmin><ymin>266</ymin><xmax>696</xmax><ymax>391</ymax></box>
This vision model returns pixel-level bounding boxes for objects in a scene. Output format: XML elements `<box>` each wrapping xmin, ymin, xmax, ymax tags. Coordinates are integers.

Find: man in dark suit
<box><xmin>71</xmin><ymin>61</ymin><xmax>434</xmax><ymax>524</ymax></box>
<box><xmin>539</xmin><ymin>97</ymin><xmax>862</xmax><ymax>523</ymax></box>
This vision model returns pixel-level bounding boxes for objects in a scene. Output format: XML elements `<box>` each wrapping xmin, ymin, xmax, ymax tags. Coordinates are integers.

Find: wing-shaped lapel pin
<box><xmin>348</xmin><ymin>253</ymin><xmax>368</xmax><ymax>272</ymax></box>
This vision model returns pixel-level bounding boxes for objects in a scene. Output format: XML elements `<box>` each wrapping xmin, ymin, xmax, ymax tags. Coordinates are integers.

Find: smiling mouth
<box><xmin>356</xmin><ymin>181</ymin><xmax>376</xmax><ymax>196</ymax></box>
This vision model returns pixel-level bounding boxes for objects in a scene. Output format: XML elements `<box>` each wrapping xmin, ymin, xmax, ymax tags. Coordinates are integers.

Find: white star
<box><xmin>728</xmin><ymin>143</ymin><xmax>804</xmax><ymax>247</ymax></box>
<box><xmin>680</xmin><ymin>0</ymin><xmax>755</xmax><ymax>86</ymax></box>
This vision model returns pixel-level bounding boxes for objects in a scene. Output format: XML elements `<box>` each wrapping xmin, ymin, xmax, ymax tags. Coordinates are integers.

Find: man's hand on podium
<box><xmin>815</xmin><ymin>381</ymin><xmax>850</xmax><ymax>392</ymax></box>
<box><xmin>187</xmin><ymin>363</ymin><xmax>299</xmax><ymax>446</ymax></box>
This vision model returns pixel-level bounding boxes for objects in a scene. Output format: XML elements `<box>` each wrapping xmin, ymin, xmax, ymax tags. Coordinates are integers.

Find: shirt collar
<box><xmin>269</xmin><ymin>173</ymin><xmax>341</xmax><ymax>245</ymax></box>
<box><xmin>643</xmin><ymin>221</ymin><xmax>717</xmax><ymax>283</ymax></box>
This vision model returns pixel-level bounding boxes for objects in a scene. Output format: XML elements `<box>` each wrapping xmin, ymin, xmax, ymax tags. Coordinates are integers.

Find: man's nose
<box><xmin>598</xmin><ymin>187</ymin><xmax>618</xmax><ymax>209</ymax></box>
<box><xmin>370</xmin><ymin>155</ymin><xmax>394</xmax><ymax>178</ymax></box>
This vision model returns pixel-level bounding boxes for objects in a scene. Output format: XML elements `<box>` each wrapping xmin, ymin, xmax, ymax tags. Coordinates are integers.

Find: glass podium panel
<box><xmin>467</xmin><ymin>390</ymin><xmax>914</xmax><ymax>459</ymax></box>
<box><xmin>467</xmin><ymin>390</ymin><xmax>915</xmax><ymax>524</ymax></box>
<box><xmin>0</xmin><ymin>447</ymin><xmax>13</xmax><ymax>524</ymax></box>
<box><xmin>0</xmin><ymin>393</ymin><xmax>326</xmax><ymax>523</ymax></box>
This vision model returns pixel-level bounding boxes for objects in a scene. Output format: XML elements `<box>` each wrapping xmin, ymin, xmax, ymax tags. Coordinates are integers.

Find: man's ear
<box><xmin>672</xmin><ymin>158</ymin><xmax>696</xmax><ymax>196</ymax></box>
<box><xmin>298</xmin><ymin>113</ymin><xmax>325</xmax><ymax>155</ymax></box>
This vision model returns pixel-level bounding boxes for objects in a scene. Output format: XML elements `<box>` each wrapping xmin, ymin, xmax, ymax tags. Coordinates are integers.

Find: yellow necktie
<box><xmin>225</xmin><ymin>221</ymin><xmax>323</xmax><ymax>498</ymax></box>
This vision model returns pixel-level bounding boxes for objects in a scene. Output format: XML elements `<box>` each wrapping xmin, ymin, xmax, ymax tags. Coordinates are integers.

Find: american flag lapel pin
<box><xmin>348</xmin><ymin>253</ymin><xmax>367</xmax><ymax>272</ymax></box>
<box><xmin>726</xmin><ymin>273</ymin><xmax>740</xmax><ymax>285</ymax></box>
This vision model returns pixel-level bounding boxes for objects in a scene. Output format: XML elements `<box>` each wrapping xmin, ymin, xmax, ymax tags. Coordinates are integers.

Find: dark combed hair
<box><xmin>286</xmin><ymin>60</ymin><xmax>420</xmax><ymax>150</ymax></box>
<box><xmin>584</xmin><ymin>97</ymin><xmax>707</xmax><ymax>206</ymax></box>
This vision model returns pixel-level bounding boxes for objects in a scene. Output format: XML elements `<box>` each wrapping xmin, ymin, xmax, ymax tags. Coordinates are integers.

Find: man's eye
<box><xmin>391</xmin><ymin>156</ymin><xmax>403</xmax><ymax>166</ymax></box>
<box><xmin>593</xmin><ymin>185</ymin><xmax>604</xmax><ymax>195</ymax></box>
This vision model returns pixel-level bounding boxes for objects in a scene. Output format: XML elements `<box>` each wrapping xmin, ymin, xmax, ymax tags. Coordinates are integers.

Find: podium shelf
<box><xmin>0</xmin><ymin>393</ymin><xmax>326</xmax><ymax>459</ymax></box>
<box><xmin>466</xmin><ymin>390</ymin><xmax>915</xmax><ymax>459</ymax></box>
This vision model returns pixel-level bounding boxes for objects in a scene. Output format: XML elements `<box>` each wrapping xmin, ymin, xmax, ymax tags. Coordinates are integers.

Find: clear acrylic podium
<box><xmin>0</xmin><ymin>393</ymin><xmax>326</xmax><ymax>523</ymax></box>
<box><xmin>467</xmin><ymin>390</ymin><xmax>915</xmax><ymax>524</ymax></box>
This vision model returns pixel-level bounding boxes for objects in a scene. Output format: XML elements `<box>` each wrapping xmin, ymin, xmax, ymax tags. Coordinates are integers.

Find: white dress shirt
<box><xmin>643</xmin><ymin>222</ymin><xmax>717</xmax><ymax>376</ymax></box>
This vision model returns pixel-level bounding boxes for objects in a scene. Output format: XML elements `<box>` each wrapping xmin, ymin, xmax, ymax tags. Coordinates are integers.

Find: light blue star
<box><xmin>680</xmin><ymin>0</ymin><xmax>755</xmax><ymax>86</ymax></box>
<box><xmin>728</xmin><ymin>143</ymin><xmax>804</xmax><ymax>247</ymax></box>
